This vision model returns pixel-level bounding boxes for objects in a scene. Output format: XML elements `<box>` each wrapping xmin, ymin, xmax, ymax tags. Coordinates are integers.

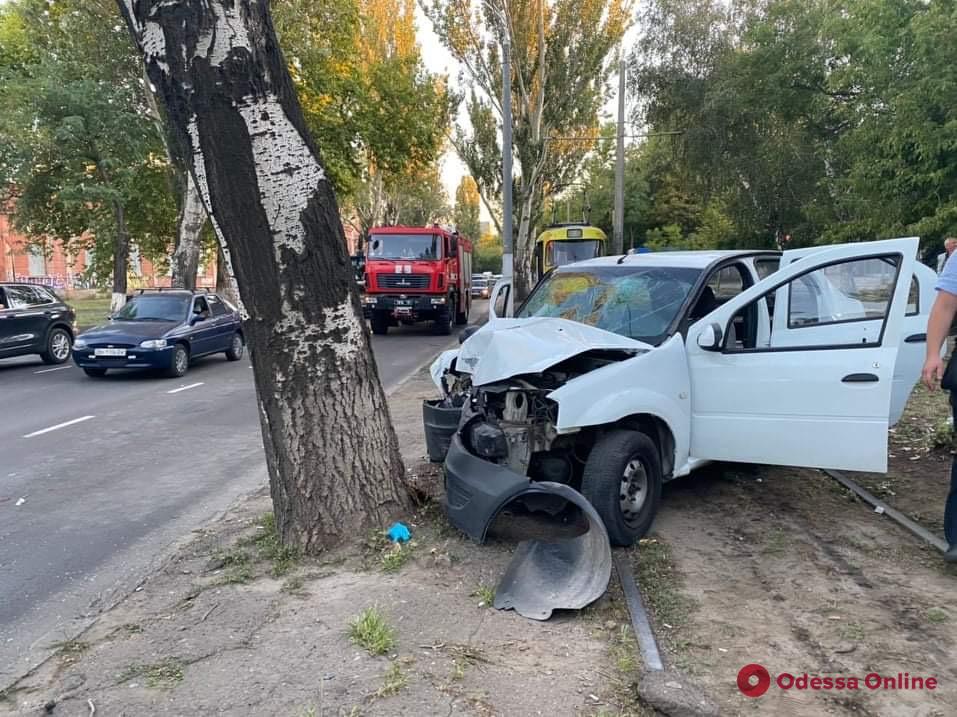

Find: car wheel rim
<box><xmin>176</xmin><ymin>350</ymin><xmax>188</xmax><ymax>373</ymax></box>
<box><xmin>52</xmin><ymin>332</ymin><xmax>70</xmax><ymax>360</ymax></box>
<box><xmin>619</xmin><ymin>458</ymin><xmax>649</xmax><ymax>527</ymax></box>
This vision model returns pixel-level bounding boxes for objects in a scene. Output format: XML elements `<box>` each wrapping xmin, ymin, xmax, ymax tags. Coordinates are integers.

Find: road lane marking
<box><xmin>23</xmin><ymin>415</ymin><xmax>95</xmax><ymax>438</ymax></box>
<box><xmin>167</xmin><ymin>382</ymin><xmax>204</xmax><ymax>394</ymax></box>
<box><xmin>34</xmin><ymin>366</ymin><xmax>73</xmax><ymax>374</ymax></box>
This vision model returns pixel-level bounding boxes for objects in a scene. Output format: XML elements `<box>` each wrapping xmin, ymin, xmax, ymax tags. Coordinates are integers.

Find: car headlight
<box><xmin>73</xmin><ymin>338</ymin><xmax>88</xmax><ymax>350</ymax></box>
<box><xmin>431</xmin><ymin>297</ymin><xmax>447</xmax><ymax>305</ymax></box>
<box><xmin>139</xmin><ymin>339</ymin><xmax>168</xmax><ymax>349</ymax></box>
<box><xmin>362</xmin><ymin>295</ymin><xmax>377</xmax><ymax>304</ymax></box>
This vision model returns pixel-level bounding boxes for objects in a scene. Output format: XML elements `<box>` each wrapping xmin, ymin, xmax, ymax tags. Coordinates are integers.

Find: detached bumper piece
<box><xmin>443</xmin><ymin>434</ymin><xmax>612</xmax><ymax>621</ymax></box>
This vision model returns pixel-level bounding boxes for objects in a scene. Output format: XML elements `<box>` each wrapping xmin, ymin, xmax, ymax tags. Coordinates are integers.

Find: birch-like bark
<box><xmin>170</xmin><ymin>171</ymin><xmax>205</xmax><ymax>289</ymax></box>
<box><xmin>118</xmin><ymin>0</ymin><xmax>409</xmax><ymax>550</ymax></box>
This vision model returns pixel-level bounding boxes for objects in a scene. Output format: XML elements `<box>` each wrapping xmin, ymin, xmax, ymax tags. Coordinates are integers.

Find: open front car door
<box><xmin>686</xmin><ymin>237</ymin><xmax>918</xmax><ymax>473</ymax></box>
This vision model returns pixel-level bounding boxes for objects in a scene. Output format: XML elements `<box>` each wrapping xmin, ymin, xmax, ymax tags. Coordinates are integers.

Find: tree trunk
<box><xmin>514</xmin><ymin>185</ymin><xmax>538</xmax><ymax>300</ymax></box>
<box><xmin>216</xmin><ymin>243</ymin><xmax>241</xmax><ymax>307</ymax></box>
<box><xmin>111</xmin><ymin>201</ymin><xmax>129</xmax><ymax>312</ymax></box>
<box><xmin>118</xmin><ymin>0</ymin><xmax>409</xmax><ymax>550</ymax></box>
<box><xmin>170</xmin><ymin>171</ymin><xmax>206</xmax><ymax>289</ymax></box>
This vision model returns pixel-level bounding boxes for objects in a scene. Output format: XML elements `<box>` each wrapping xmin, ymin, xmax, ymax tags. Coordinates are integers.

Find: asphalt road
<box><xmin>0</xmin><ymin>305</ymin><xmax>484</xmax><ymax>685</ymax></box>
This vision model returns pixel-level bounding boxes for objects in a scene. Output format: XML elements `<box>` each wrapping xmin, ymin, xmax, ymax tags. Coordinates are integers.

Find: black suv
<box><xmin>0</xmin><ymin>283</ymin><xmax>77</xmax><ymax>365</ymax></box>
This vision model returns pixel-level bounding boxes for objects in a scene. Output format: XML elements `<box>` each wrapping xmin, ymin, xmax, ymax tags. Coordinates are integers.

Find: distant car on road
<box><xmin>471</xmin><ymin>276</ymin><xmax>491</xmax><ymax>299</ymax></box>
<box><xmin>0</xmin><ymin>283</ymin><xmax>76</xmax><ymax>365</ymax></box>
<box><xmin>72</xmin><ymin>289</ymin><xmax>244</xmax><ymax>378</ymax></box>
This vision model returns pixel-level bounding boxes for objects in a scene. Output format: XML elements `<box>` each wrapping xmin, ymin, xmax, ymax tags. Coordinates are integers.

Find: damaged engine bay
<box><xmin>445</xmin><ymin>350</ymin><xmax>638</xmax><ymax>486</ymax></box>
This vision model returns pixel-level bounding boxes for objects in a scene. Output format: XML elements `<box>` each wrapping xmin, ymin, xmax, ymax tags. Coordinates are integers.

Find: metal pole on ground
<box><xmin>612</xmin><ymin>53</ymin><xmax>626</xmax><ymax>256</ymax></box>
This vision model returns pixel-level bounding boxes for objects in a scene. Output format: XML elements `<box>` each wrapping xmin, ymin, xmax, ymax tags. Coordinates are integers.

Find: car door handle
<box><xmin>842</xmin><ymin>373</ymin><xmax>879</xmax><ymax>383</ymax></box>
<box><xmin>904</xmin><ymin>333</ymin><xmax>926</xmax><ymax>343</ymax></box>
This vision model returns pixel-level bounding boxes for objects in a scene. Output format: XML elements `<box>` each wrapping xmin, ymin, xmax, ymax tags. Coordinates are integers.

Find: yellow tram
<box><xmin>532</xmin><ymin>223</ymin><xmax>608</xmax><ymax>282</ymax></box>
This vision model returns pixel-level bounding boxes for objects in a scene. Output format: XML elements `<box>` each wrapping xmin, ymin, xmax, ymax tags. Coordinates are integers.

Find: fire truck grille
<box><xmin>378</xmin><ymin>274</ymin><xmax>430</xmax><ymax>289</ymax></box>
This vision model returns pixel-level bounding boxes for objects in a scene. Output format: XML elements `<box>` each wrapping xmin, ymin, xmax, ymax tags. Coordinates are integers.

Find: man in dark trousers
<box><xmin>921</xmin><ymin>248</ymin><xmax>957</xmax><ymax>562</ymax></box>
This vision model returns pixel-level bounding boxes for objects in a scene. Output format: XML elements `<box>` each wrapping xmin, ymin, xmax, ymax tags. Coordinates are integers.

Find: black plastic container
<box><xmin>423</xmin><ymin>399</ymin><xmax>462</xmax><ymax>463</ymax></box>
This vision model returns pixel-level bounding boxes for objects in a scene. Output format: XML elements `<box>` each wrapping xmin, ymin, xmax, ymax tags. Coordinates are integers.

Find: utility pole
<box><xmin>612</xmin><ymin>53</ymin><xmax>626</xmax><ymax>256</ymax></box>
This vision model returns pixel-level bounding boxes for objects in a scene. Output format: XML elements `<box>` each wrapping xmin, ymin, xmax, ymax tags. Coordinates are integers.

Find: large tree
<box><xmin>454</xmin><ymin>175</ymin><xmax>481</xmax><ymax>240</ymax></box>
<box><xmin>117</xmin><ymin>0</ymin><xmax>409</xmax><ymax>549</ymax></box>
<box><xmin>425</xmin><ymin>0</ymin><xmax>630</xmax><ymax>297</ymax></box>
<box><xmin>0</xmin><ymin>0</ymin><xmax>176</xmax><ymax>307</ymax></box>
<box><xmin>630</xmin><ymin>0</ymin><xmax>957</xmax><ymax>255</ymax></box>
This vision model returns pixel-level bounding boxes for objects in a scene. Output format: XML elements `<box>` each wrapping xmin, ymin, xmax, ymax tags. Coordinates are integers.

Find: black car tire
<box><xmin>433</xmin><ymin>300</ymin><xmax>453</xmax><ymax>336</ymax></box>
<box><xmin>371</xmin><ymin>313</ymin><xmax>389</xmax><ymax>335</ymax></box>
<box><xmin>581</xmin><ymin>429</ymin><xmax>662</xmax><ymax>547</ymax></box>
<box><xmin>455</xmin><ymin>296</ymin><xmax>469</xmax><ymax>325</ymax></box>
<box><xmin>83</xmin><ymin>367</ymin><xmax>107</xmax><ymax>378</ymax></box>
<box><xmin>166</xmin><ymin>344</ymin><xmax>190</xmax><ymax>378</ymax></box>
<box><xmin>41</xmin><ymin>327</ymin><xmax>73</xmax><ymax>365</ymax></box>
<box><xmin>225</xmin><ymin>333</ymin><xmax>245</xmax><ymax>361</ymax></box>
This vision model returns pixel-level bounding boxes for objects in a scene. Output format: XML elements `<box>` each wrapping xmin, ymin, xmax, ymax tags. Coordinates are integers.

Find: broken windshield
<box><xmin>517</xmin><ymin>265</ymin><xmax>702</xmax><ymax>344</ymax></box>
<box><xmin>368</xmin><ymin>233</ymin><xmax>441</xmax><ymax>260</ymax></box>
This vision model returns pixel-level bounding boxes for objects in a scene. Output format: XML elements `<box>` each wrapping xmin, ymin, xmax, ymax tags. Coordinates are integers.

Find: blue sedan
<box><xmin>72</xmin><ymin>290</ymin><xmax>245</xmax><ymax>378</ymax></box>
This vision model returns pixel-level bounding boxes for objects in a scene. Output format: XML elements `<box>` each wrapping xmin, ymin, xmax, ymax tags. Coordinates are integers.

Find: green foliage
<box><xmin>474</xmin><ymin>232</ymin><xmax>503</xmax><ymax>273</ymax></box>
<box><xmin>0</xmin><ymin>0</ymin><xmax>176</xmax><ymax>284</ymax></box>
<box><xmin>274</xmin><ymin>0</ymin><xmax>452</xmax><ymax>238</ymax></box>
<box><xmin>348</xmin><ymin>607</ymin><xmax>396</xmax><ymax>656</ymax></box>
<box><xmin>425</xmin><ymin>0</ymin><xmax>631</xmax><ymax>291</ymax></box>
<box><xmin>630</xmin><ymin>0</ymin><xmax>957</xmax><ymax>256</ymax></box>
<box><xmin>454</xmin><ymin>176</ymin><xmax>481</xmax><ymax>240</ymax></box>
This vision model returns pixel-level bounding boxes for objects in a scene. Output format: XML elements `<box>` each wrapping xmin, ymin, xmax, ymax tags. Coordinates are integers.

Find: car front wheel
<box><xmin>41</xmin><ymin>327</ymin><xmax>73</xmax><ymax>365</ymax></box>
<box><xmin>225</xmin><ymin>333</ymin><xmax>245</xmax><ymax>361</ymax></box>
<box><xmin>581</xmin><ymin>429</ymin><xmax>662</xmax><ymax>547</ymax></box>
<box><xmin>166</xmin><ymin>344</ymin><xmax>190</xmax><ymax>378</ymax></box>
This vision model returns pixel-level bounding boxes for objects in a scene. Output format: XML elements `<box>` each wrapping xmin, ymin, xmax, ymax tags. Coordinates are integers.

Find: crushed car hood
<box><xmin>455</xmin><ymin>317</ymin><xmax>650</xmax><ymax>386</ymax></box>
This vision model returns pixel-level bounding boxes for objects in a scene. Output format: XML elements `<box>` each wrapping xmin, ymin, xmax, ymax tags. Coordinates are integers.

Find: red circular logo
<box><xmin>737</xmin><ymin>663</ymin><xmax>771</xmax><ymax>697</ymax></box>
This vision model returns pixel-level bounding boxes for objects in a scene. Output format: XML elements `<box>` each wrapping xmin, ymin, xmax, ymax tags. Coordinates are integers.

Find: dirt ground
<box><xmin>2</xmin><ymin>372</ymin><xmax>955</xmax><ymax>716</ymax></box>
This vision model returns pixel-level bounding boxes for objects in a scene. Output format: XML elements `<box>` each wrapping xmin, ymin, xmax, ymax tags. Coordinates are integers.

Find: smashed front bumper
<box><xmin>443</xmin><ymin>433</ymin><xmax>612</xmax><ymax>620</ymax></box>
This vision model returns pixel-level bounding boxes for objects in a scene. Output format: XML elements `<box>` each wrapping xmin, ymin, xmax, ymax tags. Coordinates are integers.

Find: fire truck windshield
<box><xmin>368</xmin><ymin>233</ymin><xmax>441</xmax><ymax>260</ymax></box>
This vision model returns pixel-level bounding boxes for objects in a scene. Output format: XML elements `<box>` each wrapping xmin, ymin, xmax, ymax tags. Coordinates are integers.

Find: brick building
<box><xmin>2</xmin><ymin>204</ymin><xmax>361</xmax><ymax>293</ymax></box>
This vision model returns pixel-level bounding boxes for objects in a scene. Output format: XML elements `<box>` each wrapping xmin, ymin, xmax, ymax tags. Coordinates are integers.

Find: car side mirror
<box><xmin>696</xmin><ymin>323</ymin><xmax>724</xmax><ymax>351</ymax></box>
<box><xmin>459</xmin><ymin>325</ymin><xmax>479</xmax><ymax>344</ymax></box>
<box><xmin>190</xmin><ymin>314</ymin><xmax>205</xmax><ymax>325</ymax></box>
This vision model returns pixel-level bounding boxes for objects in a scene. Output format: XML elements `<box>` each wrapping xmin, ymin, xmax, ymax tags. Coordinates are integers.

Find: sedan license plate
<box><xmin>94</xmin><ymin>348</ymin><xmax>126</xmax><ymax>357</ymax></box>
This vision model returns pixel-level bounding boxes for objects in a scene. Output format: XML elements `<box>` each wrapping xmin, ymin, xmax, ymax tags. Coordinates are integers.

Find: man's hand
<box><xmin>923</xmin><ymin>354</ymin><xmax>944</xmax><ymax>390</ymax></box>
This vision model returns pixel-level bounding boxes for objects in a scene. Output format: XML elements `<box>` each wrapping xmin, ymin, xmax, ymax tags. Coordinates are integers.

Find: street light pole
<box><xmin>501</xmin><ymin>32</ymin><xmax>513</xmax><ymax>311</ymax></box>
<box><xmin>612</xmin><ymin>53</ymin><xmax>626</xmax><ymax>256</ymax></box>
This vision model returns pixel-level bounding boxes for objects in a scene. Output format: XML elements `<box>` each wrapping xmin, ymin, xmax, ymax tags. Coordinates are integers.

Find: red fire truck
<box><xmin>361</xmin><ymin>225</ymin><xmax>472</xmax><ymax>335</ymax></box>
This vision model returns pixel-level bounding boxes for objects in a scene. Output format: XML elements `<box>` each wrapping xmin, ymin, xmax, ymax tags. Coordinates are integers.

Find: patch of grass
<box><xmin>348</xmin><ymin>607</ymin><xmax>396</xmax><ymax>656</ymax></box>
<box><xmin>376</xmin><ymin>662</ymin><xmax>408</xmax><ymax>697</ymax></box>
<box><xmin>763</xmin><ymin>527</ymin><xmax>787</xmax><ymax>555</ymax></box>
<box><xmin>609</xmin><ymin>625</ymin><xmax>639</xmax><ymax>675</ymax></box>
<box><xmin>840</xmin><ymin>622</ymin><xmax>866</xmax><ymax>641</ymax></box>
<box><xmin>50</xmin><ymin>639</ymin><xmax>90</xmax><ymax>660</ymax></box>
<box><xmin>281</xmin><ymin>575</ymin><xmax>308</xmax><ymax>597</ymax></box>
<box><xmin>470</xmin><ymin>584</ymin><xmax>496</xmax><ymax>608</ymax></box>
<box><xmin>118</xmin><ymin>657</ymin><xmax>185</xmax><ymax>688</ymax></box>
<box><xmin>634</xmin><ymin>537</ymin><xmax>695</xmax><ymax>649</ymax></box>
<box><xmin>926</xmin><ymin>607</ymin><xmax>949</xmax><ymax>624</ymax></box>
<box><xmin>220</xmin><ymin>548</ymin><xmax>254</xmax><ymax>584</ymax></box>
<box><xmin>450</xmin><ymin>658</ymin><xmax>467</xmax><ymax>682</ymax></box>
<box><xmin>380</xmin><ymin>542</ymin><xmax>415</xmax><ymax>573</ymax></box>
<box><xmin>246</xmin><ymin>512</ymin><xmax>301</xmax><ymax>577</ymax></box>
<box><xmin>70</xmin><ymin>295</ymin><xmax>113</xmax><ymax>329</ymax></box>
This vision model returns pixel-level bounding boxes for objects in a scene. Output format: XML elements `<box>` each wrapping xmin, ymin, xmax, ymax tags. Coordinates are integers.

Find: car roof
<box><xmin>565</xmin><ymin>249</ymin><xmax>781</xmax><ymax>270</ymax></box>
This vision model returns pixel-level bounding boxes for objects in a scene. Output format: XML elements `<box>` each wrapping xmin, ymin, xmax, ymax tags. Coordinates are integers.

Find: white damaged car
<box><xmin>429</xmin><ymin>237</ymin><xmax>936</xmax><ymax>546</ymax></box>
